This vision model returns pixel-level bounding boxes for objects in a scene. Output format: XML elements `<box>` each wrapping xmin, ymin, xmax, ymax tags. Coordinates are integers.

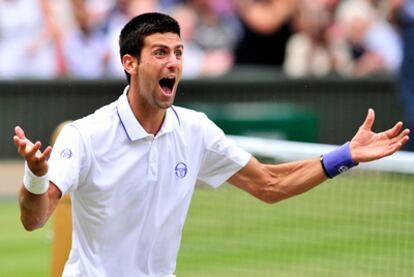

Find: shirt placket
<box><xmin>147</xmin><ymin>137</ymin><xmax>159</xmax><ymax>180</ymax></box>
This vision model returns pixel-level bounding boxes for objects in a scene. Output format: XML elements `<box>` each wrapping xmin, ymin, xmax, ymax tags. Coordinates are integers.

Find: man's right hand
<box><xmin>13</xmin><ymin>126</ymin><xmax>52</xmax><ymax>176</ymax></box>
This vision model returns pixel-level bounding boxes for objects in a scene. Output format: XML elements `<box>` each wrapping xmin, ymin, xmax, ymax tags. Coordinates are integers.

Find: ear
<box><xmin>122</xmin><ymin>54</ymin><xmax>139</xmax><ymax>75</ymax></box>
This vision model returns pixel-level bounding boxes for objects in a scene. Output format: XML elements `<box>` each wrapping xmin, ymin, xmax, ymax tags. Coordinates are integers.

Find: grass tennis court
<box><xmin>1</xmin><ymin>172</ymin><xmax>413</xmax><ymax>277</ymax></box>
<box><xmin>0</xmin><ymin>199</ymin><xmax>52</xmax><ymax>276</ymax></box>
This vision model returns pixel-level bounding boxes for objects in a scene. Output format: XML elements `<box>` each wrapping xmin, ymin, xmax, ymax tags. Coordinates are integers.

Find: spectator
<box><xmin>49</xmin><ymin>0</ymin><xmax>77</xmax><ymax>34</ymax></box>
<box><xmin>388</xmin><ymin>0</ymin><xmax>414</xmax><ymax>151</ymax></box>
<box><xmin>187</xmin><ymin>0</ymin><xmax>240</xmax><ymax>52</ymax></box>
<box><xmin>0</xmin><ymin>0</ymin><xmax>64</xmax><ymax>79</ymax></box>
<box><xmin>61</xmin><ymin>0</ymin><xmax>108</xmax><ymax>79</ymax></box>
<box><xmin>159</xmin><ymin>0</ymin><xmax>186</xmax><ymax>10</ymax></box>
<box><xmin>103</xmin><ymin>0</ymin><xmax>163</xmax><ymax>78</ymax></box>
<box><xmin>234</xmin><ymin>0</ymin><xmax>298</xmax><ymax>66</ymax></box>
<box><xmin>171</xmin><ymin>4</ymin><xmax>233</xmax><ymax>78</ymax></box>
<box><xmin>208</xmin><ymin>0</ymin><xmax>237</xmax><ymax>16</ymax></box>
<box><xmin>283</xmin><ymin>0</ymin><xmax>352</xmax><ymax>77</ymax></box>
<box><xmin>83</xmin><ymin>0</ymin><xmax>115</xmax><ymax>24</ymax></box>
<box><xmin>170</xmin><ymin>4</ymin><xmax>205</xmax><ymax>78</ymax></box>
<box><xmin>336</xmin><ymin>0</ymin><xmax>402</xmax><ymax>77</ymax></box>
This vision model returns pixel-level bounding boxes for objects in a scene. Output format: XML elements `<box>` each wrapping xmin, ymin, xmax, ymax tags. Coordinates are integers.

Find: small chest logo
<box><xmin>175</xmin><ymin>162</ymin><xmax>188</xmax><ymax>178</ymax></box>
<box><xmin>60</xmin><ymin>148</ymin><xmax>73</xmax><ymax>159</ymax></box>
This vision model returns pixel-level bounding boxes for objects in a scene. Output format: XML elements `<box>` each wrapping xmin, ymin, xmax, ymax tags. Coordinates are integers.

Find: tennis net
<box><xmin>177</xmin><ymin>136</ymin><xmax>414</xmax><ymax>277</ymax></box>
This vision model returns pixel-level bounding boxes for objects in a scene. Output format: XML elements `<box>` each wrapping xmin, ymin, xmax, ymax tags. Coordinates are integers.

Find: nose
<box><xmin>166</xmin><ymin>53</ymin><xmax>179</xmax><ymax>70</ymax></box>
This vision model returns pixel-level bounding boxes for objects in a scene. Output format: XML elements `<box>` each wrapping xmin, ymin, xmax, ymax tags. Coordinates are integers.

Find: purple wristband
<box><xmin>321</xmin><ymin>142</ymin><xmax>358</xmax><ymax>178</ymax></box>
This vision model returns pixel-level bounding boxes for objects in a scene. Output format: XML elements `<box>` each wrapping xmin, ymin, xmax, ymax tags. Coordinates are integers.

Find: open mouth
<box><xmin>159</xmin><ymin>77</ymin><xmax>176</xmax><ymax>95</ymax></box>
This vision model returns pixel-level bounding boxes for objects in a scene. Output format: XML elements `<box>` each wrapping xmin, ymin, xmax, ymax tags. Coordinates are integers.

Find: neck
<box><xmin>127</xmin><ymin>86</ymin><xmax>166</xmax><ymax>135</ymax></box>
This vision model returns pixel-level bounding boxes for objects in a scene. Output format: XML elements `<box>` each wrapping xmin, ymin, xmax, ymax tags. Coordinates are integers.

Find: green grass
<box><xmin>176</xmin><ymin>172</ymin><xmax>414</xmax><ymax>277</ymax></box>
<box><xmin>0</xmin><ymin>199</ymin><xmax>53</xmax><ymax>277</ymax></box>
<box><xmin>1</xmin><ymin>172</ymin><xmax>413</xmax><ymax>277</ymax></box>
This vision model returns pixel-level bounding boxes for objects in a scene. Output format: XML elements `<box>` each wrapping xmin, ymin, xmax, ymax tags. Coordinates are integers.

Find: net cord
<box><xmin>229</xmin><ymin>135</ymin><xmax>414</xmax><ymax>175</ymax></box>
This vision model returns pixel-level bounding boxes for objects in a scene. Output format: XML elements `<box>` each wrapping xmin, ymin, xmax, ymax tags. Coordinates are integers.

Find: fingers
<box><xmin>360</xmin><ymin>108</ymin><xmax>375</xmax><ymax>131</ymax></box>
<box><xmin>383</xmin><ymin>142</ymin><xmax>403</xmax><ymax>157</ymax></box>
<box><xmin>13</xmin><ymin>134</ymin><xmax>23</xmax><ymax>147</ymax></box>
<box><xmin>13</xmin><ymin>126</ymin><xmax>52</xmax><ymax>160</ymax></box>
<box><xmin>385</xmin><ymin>121</ymin><xmax>403</xmax><ymax>138</ymax></box>
<box><xmin>384</xmin><ymin>120</ymin><xmax>410</xmax><ymax>145</ymax></box>
<box><xmin>14</xmin><ymin>126</ymin><xmax>26</xmax><ymax>139</ymax></box>
<box><xmin>387</xmin><ymin>133</ymin><xmax>408</xmax><ymax>153</ymax></box>
<box><xmin>13</xmin><ymin>126</ymin><xmax>32</xmax><ymax>151</ymax></box>
<box><xmin>27</xmin><ymin>141</ymin><xmax>41</xmax><ymax>158</ymax></box>
<box><xmin>383</xmin><ymin>128</ymin><xmax>410</xmax><ymax>156</ymax></box>
<box><xmin>397</xmin><ymin>128</ymin><xmax>410</xmax><ymax>145</ymax></box>
<box><xmin>379</xmin><ymin>136</ymin><xmax>404</xmax><ymax>158</ymax></box>
<box><xmin>39</xmin><ymin>146</ymin><xmax>53</xmax><ymax>162</ymax></box>
<box><xmin>14</xmin><ymin>136</ymin><xmax>27</xmax><ymax>156</ymax></box>
<box><xmin>382</xmin><ymin>126</ymin><xmax>409</xmax><ymax>146</ymax></box>
<box><xmin>14</xmin><ymin>126</ymin><xmax>30</xmax><ymax>156</ymax></box>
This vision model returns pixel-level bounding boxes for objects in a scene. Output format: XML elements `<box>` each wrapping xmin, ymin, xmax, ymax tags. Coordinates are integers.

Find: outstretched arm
<box><xmin>13</xmin><ymin>126</ymin><xmax>61</xmax><ymax>231</ymax></box>
<box><xmin>228</xmin><ymin>109</ymin><xmax>410</xmax><ymax>203</ymax></box>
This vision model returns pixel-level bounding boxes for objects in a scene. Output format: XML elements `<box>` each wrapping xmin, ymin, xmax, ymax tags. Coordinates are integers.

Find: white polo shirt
<box><xmin>48</xmin><ymin>87</ymin><xmax>251</xmax><ymax>277</ymax></box>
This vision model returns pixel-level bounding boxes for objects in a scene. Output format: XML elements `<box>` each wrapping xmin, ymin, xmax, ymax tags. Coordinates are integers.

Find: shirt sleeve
<box><xmin>48</xmin><ymin>123</ymin><xmax>90</xmax><ymax>195</ymax></box>
<box><xmin>197</xmin><ymin>114</ymin><xmax>251</xmax><ymax>188</ymax></box>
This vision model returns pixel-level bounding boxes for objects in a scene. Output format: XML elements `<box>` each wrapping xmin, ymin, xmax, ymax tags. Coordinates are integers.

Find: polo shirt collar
<box><xmin>116</xmin><ymin>86</ymin><xmax>180</xmax><ymax>141</ymax></box>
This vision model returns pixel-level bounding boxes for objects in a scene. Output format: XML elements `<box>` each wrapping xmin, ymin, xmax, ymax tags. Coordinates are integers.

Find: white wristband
<box><xmin>23</xmin><ymin>162</ymin><xmax>49</xmax><ymax>194</ymax></box>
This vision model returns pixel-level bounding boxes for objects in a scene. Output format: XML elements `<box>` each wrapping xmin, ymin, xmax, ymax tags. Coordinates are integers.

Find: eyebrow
<box><xmin>151</xmin><ymin>44</ymin><xmax>184</xmax><ymax>50</ymax></box>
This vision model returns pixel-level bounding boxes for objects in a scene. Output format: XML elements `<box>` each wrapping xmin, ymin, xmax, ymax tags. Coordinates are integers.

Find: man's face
<box><xmin>135</xmin><ymin>32</ymin><xmax>183</xmax><ymax>110</ymax></box>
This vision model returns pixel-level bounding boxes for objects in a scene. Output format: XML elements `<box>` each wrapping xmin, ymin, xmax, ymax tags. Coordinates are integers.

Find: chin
<box><xmin>157</xmin><ymin>100</ymin><xmax>174</xmax><ymax>110</ymax></box>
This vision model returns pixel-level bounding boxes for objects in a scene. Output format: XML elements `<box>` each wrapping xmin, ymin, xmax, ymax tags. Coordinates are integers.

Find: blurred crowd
<box><xmin>1</xmin><ymin>0</ymin><xmax>413</xmax><ymax>151</ymax></box>
<box><xmin>0</xmin><ymin>0</ymin><xmax>410</xmax><ymax>80</ymax></box>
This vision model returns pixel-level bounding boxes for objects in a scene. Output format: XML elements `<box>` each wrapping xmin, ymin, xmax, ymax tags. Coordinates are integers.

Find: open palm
<box><xmin>13</xmin><ymin>126</ymin><xmax>52</xmax><ymax>176</ymax></box>
<box><xmin>350</xmin><ymin>109</ymin><xmax>410</xmax><ymax>163</ymax></box>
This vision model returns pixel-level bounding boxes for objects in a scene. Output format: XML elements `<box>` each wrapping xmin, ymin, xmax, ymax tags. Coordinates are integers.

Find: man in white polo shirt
<box><xmin>13</xmin><ymin>12</ymin><xmax>410</xmax><ymax>277</ymax></box>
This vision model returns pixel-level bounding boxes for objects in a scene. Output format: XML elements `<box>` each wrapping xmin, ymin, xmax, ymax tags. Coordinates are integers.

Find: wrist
<box><xmin>23</xmin><ymin>162</ymin><xmax>49</xmax><ymax>194</ymax></box>
<box><xmin>320</xmin><ymin>142</ymin><xmax>358</xmax><ymax>178</ymax></box>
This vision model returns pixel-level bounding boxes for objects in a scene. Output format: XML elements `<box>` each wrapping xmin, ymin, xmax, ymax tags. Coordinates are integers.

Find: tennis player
<box><xmin>13</xmin><ymin>12</ymin><xmax>410</xmax><ymax>277</ymax></box>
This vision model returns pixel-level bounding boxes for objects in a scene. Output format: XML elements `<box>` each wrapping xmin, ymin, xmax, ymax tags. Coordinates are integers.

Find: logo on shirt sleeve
<box><xmin>175</xmin><ymin>162</ymin><xmax>187</xmax><ymax>178</ymax></box>
<box><xmin>60</xmin><ymin>148</ymin><xmax>73</xmax><ymax>159</ymax></box>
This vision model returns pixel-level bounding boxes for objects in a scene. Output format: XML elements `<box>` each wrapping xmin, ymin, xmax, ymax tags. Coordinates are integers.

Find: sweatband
<box><xmin>320</xmin><ymin>142</ymin><xmax>358</xmax><ymax>178</ymax></box>
<box><xmin>23</xmin><ymin>162</ymin><xmax>49</xmax><ymax>194</ymax></box>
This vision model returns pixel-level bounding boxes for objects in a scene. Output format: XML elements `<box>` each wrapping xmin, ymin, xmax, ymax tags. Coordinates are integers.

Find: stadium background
<box><xmin>1</xmin><ymin>0</ymin><xmax>413</xmax><ymax>275</ymax></box>
<box><xmin>0</xmin><ymin>73</ymin><xmax>403</xmax><ymax>158</ymax></box>
<box><xmin>1</xmin><ymin>73</ymin><xmax>413</xmax><ymax>276</ymax></box>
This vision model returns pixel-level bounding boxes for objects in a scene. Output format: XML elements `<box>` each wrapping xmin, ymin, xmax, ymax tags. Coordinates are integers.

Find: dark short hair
<box><xmin>119</xmin><ymin>12</ymin><xmax>181</xmax><ymax>84</ymax></box>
